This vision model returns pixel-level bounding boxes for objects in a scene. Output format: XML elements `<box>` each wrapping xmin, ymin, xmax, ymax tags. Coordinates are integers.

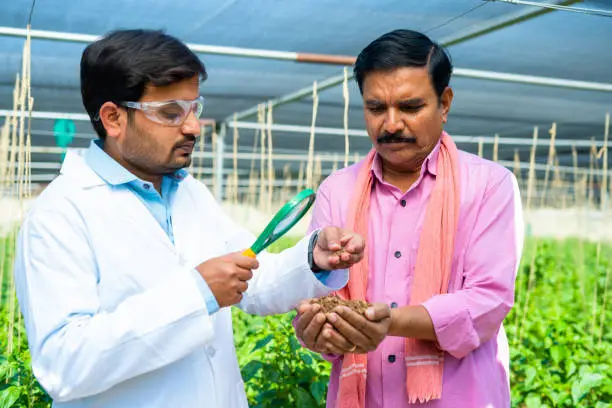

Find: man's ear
<box><xmin>98</xmin><ymin>102</ymin><xmax>126</xmax><ymax>139</ymax></box>
<box><xmin>440</xmin><ymin>86</ymin><xmax>454</xmax><ymax>124</ymax></box>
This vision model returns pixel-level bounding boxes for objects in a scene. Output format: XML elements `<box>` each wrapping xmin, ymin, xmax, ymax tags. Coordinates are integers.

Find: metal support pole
<box><xmin>482</xmin><ymin>0</ymin><xmax>612</xmax><ymax>18</ymax></box>
<box><xmin>0</xmin><ymin>26</ymin><xmax>354</xmax><ymax>65</ymax></box>
<box><xmin>214</xmin><ymin>124</ymin><xmax>226</xmax><ymax>200</ymax></box>
<box><xmin>453</xmin><ymin>68</ymin><xmax>612</xmax><ymax>92</ymax></box>
<box><xmin>229</xmin><ymin>121</ymin><xmax>610</xmax><ymax>148</ymax></box>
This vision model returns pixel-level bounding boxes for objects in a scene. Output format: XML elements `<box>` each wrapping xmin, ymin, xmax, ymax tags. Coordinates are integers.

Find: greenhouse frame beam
<box><xmin>0</xmin><ymin>26</ymin><xmax>355</xmax><ymax>65</ymax></box>
<box><xmin>229</xmin><ymin>121</ymin><xmax>609</xmax><ymax>148</ymax></box>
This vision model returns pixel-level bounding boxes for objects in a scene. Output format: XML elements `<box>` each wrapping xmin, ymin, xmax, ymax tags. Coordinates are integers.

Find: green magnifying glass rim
<box><xmin>249</xmin><ymin>188</ymin><xmax>316</xmax><ymax>254</ymax></box>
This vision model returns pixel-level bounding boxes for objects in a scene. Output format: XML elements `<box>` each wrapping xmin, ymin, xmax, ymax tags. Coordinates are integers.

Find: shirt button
<box><xmin>143</xmin><ymin>184</ymin><xmax>150</xmax><ymax>190</ymax></box>
<box><xmin>390</xmin><ymin>302</ymin><xmax>398</xmax><ymax>308</ymax></box>
<box><xmin>206</xmin><ymin>346</ymin><xmax>216</xmax><ymax>357</ymax></box>
<box><xmin>400</xmin><ymin>199</ymin><xmax>406</xmax><ymax>207</ymax></box>
<box><xmin>394</xmin><ymin>251</ymin><xmax>402</xmax><ymax>258</ymax></box>
<box><xmin>388</xmin><ymin>354</ymin><xmax>396</xmax><ymax>363</ymax></box>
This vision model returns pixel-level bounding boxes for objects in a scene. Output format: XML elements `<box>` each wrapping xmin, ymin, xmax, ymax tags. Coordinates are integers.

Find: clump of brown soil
<box><xmin>310</xmin><ymin>294</ymin><xmax>372</xmax><ymax>315</ymax></box>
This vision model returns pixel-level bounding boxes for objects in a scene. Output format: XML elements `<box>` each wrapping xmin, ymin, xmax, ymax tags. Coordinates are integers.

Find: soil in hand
<box><xmin>310</xmin><ymin>294</ymin><xmax>372</xmax><ymax>315</ymax></box>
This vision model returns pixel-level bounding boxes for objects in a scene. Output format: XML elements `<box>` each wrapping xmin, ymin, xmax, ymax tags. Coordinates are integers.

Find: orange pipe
<box><xmin>296</xmin><ymin>53</ymin><xmax>357</xmax><ymax>66</ymax></box>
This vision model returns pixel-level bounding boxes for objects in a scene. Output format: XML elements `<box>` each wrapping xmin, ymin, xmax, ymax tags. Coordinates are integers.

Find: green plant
<box><xmin>0</xmin><ymin>234</ymin><xmax>610</xmax><ymax>407</ymax></box>
<box><xmin>234</xmin><ymin>309</ymin><xmax>330</xmax><ymax>408</ymax></box>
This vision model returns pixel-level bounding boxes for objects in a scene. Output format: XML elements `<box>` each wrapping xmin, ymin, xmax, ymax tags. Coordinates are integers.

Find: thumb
<box><xmin>365</xmin><ymin>303</ymin><xmax>391</xmax><ymax>321</ymax></box>
<box><xmin>318</xmin><ymin>227</ymin><xmax>342</xmax><ymax>251</ymax></box>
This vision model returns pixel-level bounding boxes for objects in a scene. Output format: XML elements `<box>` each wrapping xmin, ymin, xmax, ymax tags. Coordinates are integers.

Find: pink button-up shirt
<box><xmin>308</xmin><ymin>139</ymin><xmax>524</xmax><ymax>408</ymax></box>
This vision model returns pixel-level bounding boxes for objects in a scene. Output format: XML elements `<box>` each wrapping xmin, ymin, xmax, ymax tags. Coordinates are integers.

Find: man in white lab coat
<box><xmin>13</xmin><ymin>29</ymin><xmax>374</xmax><ymax>408</ymax></box>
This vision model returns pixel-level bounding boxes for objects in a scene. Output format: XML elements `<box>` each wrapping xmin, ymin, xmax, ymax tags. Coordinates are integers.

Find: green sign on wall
<box><xmin>53</xmin><ymin>119</ymin><xmax>75</xmax><ymax>161</ymax></box>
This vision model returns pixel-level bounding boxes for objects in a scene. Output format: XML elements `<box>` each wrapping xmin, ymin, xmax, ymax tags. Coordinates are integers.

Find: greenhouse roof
<box><xmin>0</xmin><ymin>0</ymin><xmax>611</xmax><ymax>181</ymax></box>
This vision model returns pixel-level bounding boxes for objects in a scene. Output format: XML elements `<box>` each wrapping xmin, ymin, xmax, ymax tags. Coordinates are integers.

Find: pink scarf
<box><xmin>334</xmin><ymin>132</ymin><xmax>460</xmax><ymax>406</ymax></box>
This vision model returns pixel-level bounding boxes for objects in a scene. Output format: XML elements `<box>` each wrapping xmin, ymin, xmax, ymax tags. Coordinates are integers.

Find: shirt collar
<box><xmin>370</xmin><ymin>136</ymin><xmax>441</xmax><ymax>182</ymax></box>
<box><xmin>84</xmin><ymin>139</ymin><xmax>189</xmax><ymax>186</ymax></box>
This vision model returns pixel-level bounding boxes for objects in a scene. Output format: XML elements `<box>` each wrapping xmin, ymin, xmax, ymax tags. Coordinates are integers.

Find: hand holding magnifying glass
<box><xmin>241</xmin><ymin>189</ymin><xmax>365</xmax><ymax>271</ymax></box>
<box><xmin>196</xmin><ymin>189</ymin><xmax>365</xmax><ymax>308</ymax></box>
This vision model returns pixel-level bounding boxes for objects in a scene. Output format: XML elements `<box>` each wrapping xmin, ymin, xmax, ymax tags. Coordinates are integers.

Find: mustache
<box><xmin>174</xmin><ymin>135</ymin><xmax>197</xmax><ymax>148</ymax></box>
<box><xmin>376</xmin><ymin>131</ymin><xmax>417</xmax><ymax>144</ymax></box>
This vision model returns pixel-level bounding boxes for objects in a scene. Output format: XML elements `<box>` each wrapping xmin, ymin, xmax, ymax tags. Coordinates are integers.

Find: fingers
<box><xmin>230</xmin><ymin>252</ymin><xmax>260</xmax><ymax>270</ymax></box>
<box><xmin>327</xmin><ymin>311</ymin><xmax>373</xmax><ymax>350</ymax></box>
<box><xmin>235</xmin><ymin>280</ymin><xmax>248</xmax><ymax>294</ymax></box>
<box><xmin>295</xmin><ymin>303</ymin><xmax>320</xmax><ymax>334</ymax></box>
<box><xmin>316</xmin><ymin>323</ymin><xmax>357</xmax><ymax>354</ymax></box>
<box><xmin>339</xmin><ymin>232</ymin><xmax>366</xmax><ymax>254</ymax></box>
<box><xmin>319</xmin><ymin>227</ymin><xmax>342</xmax><ymax>252</ymax></box>
<box><xmin>301</xmin><ymin>312</ymin><xmax>327</xmax><ymax>348</ymax></box>
<box><xmin>334</xmin><ymin>306</ymin><xmax>388</xmax><ymax>344</ymax></box>
<box><xmin>233</xmin><ymin>266</ymin><xmax>254</xmax><ymax>282</ymax></box>
<box><xmin>297</xmin><ymin>300</ymin><xmax>315</xmax><ymax>315</ymax></box>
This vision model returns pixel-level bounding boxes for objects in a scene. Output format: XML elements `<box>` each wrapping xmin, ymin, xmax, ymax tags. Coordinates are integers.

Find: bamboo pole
<box><xmin>0</xmin><ymin>119</ymin><xmax>9</xmax><ymax>186</ymax></box>
<box><xmin>297</xmin><ymin>161</ymin><xmax>305</xmax><ymax>193</ymax></box>
<box><xmin>306</xmin><ymin>81</ymin><xmax>319</xmax><ymax>189</ymax></box>
<box><xmin>518</xmin><ymin>127</ymin><xmax>539</xmax><ymax>344</ymax></box>
<box><xmin>266</xmin><ymin>102</ymin><xmax>274</xmax><ymax>213</ymax></box>
<box><xmin>572</xmin><ymin>145</ymin><xmax>580</xmax><ymax>207</ymax></box>
<box><xmin>196</xmin><ymin>124</ymin><xmax>207</xmax><ymax>181</ymax></box>
<box><xmin>588</xmin><ymin>140</ymin><xmax>596</xmax><ymax>208</ymax></box>
<box><xmin>342</xmin><ymin>67</ymin><xmax>350</xmax><ymax>168</ymax></box>
<box><xmin>526</xmin><ymin>127</ymin><xmax>538</xmax><ymax>211</ymax></box>
<box><xmin>553</xmin><ymin>156</ymin><xmax>564</xmax><ymax>208</ymax></box>
<box><xmin>313</xmin><ymin>154</ymin><xmax>322</xmax><ymax>189</ymax></box>
<box><xmin>540</xmin><ymin>123</ymin><xmax>557</xmax><ymax>208</ymax></box>
<box><xmin>601</xmin><ymin>113</ymin><xmax>610</xmax><ymax>210</ymax></box>
<box><xmin>493</xmin><ymin>134</ymin><xmax>499</xmax><ymax>162</ymax></box>
<box><xmin>210</xmin><ymin>127</ymin><xmax>218</xmax><ymax>198</ymax></box>
<box><xmin>513</xmin><ymin>149</ymin><xmax>523</xmax><ymax>191</ymax></box>
<box><xmin>258</xmin><ymin>104</ymin><xmax>267</xmax><ymax>211</ymax></box>
<box><xmin>232</xmin><ymin>114</ymin><xmax>240</xmax><ymax>204</ymax></box>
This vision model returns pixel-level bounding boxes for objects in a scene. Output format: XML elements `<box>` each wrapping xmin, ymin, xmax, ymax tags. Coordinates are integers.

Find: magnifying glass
<box><xmin>242</xmin><ymin>189</ymin><xmax>316</xmax><ymax>258</ymax></box>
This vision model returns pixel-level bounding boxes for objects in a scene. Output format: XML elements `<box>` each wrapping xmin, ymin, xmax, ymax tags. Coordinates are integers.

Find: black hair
<box><xmin>354</xmin><ymin>29</ymin><xmax>452</xmax><ymax>100</ymax></box>
<box><xmin>80</xmin><ymin>29</ymin><xmax>206</xmax><ymax>139</ymax></box>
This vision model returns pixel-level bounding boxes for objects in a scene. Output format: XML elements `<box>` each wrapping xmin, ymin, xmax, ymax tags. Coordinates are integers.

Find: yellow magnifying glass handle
<box><xmin>242</xmin><ymin>248</ymin><xmax>257</xmax><ymax>258</ymax></box>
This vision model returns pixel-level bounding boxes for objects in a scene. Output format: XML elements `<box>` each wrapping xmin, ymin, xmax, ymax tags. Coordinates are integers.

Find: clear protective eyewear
<box><xmin>120</xmin><ymin>96</ymin><xmax>205</xmax><ymax>126</ymax></box>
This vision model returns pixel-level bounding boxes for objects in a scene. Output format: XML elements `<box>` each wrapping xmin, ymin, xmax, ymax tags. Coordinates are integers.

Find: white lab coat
<box><xmin>14</xmin><ymin>150</ymin><xmax>348</xmax><ymax>408</ymax></box>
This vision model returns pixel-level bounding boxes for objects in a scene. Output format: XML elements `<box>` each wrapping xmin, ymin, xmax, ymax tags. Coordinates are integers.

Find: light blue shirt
<box><xmin>84</xmin><ymin>140</ymin><xmax>221</xmax><ymax>314</ymax></box>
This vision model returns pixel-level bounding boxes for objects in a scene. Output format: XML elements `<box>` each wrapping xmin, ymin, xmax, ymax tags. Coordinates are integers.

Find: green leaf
<box><xmin>256</xmin><ymin>390</ymin><xmax>279</xmax><ymax>405</ymax></box>
<box><xmin>290</xmin><ymin>336</ymin><xmax>302</xmax><ymax>352</ymax></box>
<box><xmin>545</xmin><ymin>390</ymin><xmax>568</xmax><ymax>405</ymax></box>
<box><xmin>300</xmin><ymin>353</ymin><xmax>313</xmax><ymax>366</ymax></box>
<box><xmin>525</xmin><ymin>394</ymin><xmax>542</xmax><ymax>408</ymax></box>
<box><xmin>241</xmin><ymin>360</ymin><xmax>263</xmax><ymax>382</ymax></box>
<box><xmin>295</xmin><ymin>387</ymin><xmax>316</xmax><ymax>408</ymax></box>
<box><xmin>571</xmin><ymin>373</ymin><xmax>605</xmax><ymax>405</ymax></box>
<box><xmin>251</xmin><ymin>335</ymin><xmax>273</xmax><ymax>352</ymax></box>
<box><xmin>566</xmin><ymin>361</ymin><xmax>577</xmax><ymax>378</ymax></box>
<box><xmin>524</xmin><ymin>366</ymin><xmax>537</xmax><ymax>387</ymax></box>
<box><xmin>0</xmin><ymin>386</ymin><xmax>22</xmax><ymax>408</ymax></box>
<box><xmin>549</xmin><ymin>346</ymin><xmax>563</xmax><ymax>364</ymax></box>
<box><xmin>310</xmin><ymin>381</ymin><xmax>326</xmax><ymax>403</ymax></box>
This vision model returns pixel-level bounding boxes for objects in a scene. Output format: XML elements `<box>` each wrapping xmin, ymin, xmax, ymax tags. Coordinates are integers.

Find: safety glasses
<box><xmin>120</xmin><ymin>96</ymin><xmax>205</xmax><ymax>126</ymax></box>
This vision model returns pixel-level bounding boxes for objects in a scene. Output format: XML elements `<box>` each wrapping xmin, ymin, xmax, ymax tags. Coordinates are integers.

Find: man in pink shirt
<box><xmin>294</xmin><ymin>29</ymin><xmax>524</xmax><ymax>407</ymax></box>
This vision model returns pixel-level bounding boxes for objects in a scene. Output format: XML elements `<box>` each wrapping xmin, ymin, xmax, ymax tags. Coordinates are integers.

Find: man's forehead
<box><xmin>140</xmin><ymin>78</ymin><xmax>201</xmax><ymax>101</ymax></box>
<box><xmin>362</xmin><ymin>74</ymin><xmax>433</xmax><ymax>100</ymax></box>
